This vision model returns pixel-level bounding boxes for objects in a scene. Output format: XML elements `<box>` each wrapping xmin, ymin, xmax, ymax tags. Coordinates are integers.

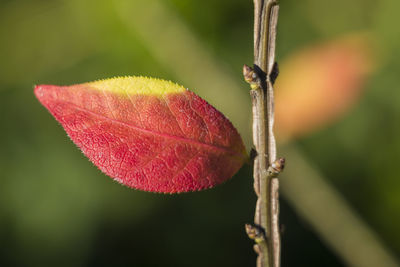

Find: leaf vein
<box><xmin>64</xmin><ymin>101</ymin><xmax>243</xmax><ymax>158</ymax></box>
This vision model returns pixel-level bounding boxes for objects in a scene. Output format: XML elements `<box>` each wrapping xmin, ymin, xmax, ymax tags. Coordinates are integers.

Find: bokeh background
<box><xmin>1</xmin><ymin>0</ymin><xmax>399</xmax><ymax>266</ymax></box>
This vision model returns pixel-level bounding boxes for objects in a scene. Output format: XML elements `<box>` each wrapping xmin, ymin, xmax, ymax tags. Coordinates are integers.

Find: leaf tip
<box><xmin>34</xmin><ymin>84</ymin><xmax>48</xmax><ymax>104</ymax></box>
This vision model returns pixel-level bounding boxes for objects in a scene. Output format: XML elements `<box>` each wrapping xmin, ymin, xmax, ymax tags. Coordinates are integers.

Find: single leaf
<box><xmin>275</xmin><ymin>34</ymin><xmax>373</xmax><ymax>141</ymax></box>
<box><xmin>34</xmin><ymin>76</ymin><xmax>246</xmax><ymax>193</ymax></box>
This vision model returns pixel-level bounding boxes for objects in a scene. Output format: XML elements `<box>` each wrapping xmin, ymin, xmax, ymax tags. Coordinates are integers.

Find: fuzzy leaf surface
<box><xmin>35</xmin><ymin>77</ymin><xmax>246</xmax><ymax>193</ymax></box>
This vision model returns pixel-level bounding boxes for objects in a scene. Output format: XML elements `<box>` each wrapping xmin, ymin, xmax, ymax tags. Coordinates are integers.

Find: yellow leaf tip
<box><xmin>87</xmin><ymin>75</ymin><xmax>187</xmax><ymax>96</ymax></box>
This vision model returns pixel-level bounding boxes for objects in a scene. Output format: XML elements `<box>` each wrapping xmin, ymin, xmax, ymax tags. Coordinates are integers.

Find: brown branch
<box><xmin>244</xmin><ymin>1</ymin><xmax>281</xmax><ymax>267</ymax></box>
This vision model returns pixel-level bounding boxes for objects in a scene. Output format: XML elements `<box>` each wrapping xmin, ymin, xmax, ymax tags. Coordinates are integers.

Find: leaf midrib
<box><xmin>65</xmin><ymin>101</ymin><xmax>245</xmax><ymax>159</ymax></box>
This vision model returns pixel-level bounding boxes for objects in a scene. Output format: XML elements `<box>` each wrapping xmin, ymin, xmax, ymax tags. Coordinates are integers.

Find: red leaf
<box><xmin>275</xmin><ymin>34</ymin><xmax>373</xmax><ymax>141</ymax></box>
<box><xmin>34</xmin><ymin>76</ymin><xmax>246</xmax><ymax>193</ymax></box>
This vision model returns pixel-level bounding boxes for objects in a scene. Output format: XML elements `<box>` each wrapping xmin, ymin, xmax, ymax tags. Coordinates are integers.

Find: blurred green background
<box><xmin>1</xmin><ymin>0</ymin><xmax>400</xmax><ymax>266</ymax></box>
